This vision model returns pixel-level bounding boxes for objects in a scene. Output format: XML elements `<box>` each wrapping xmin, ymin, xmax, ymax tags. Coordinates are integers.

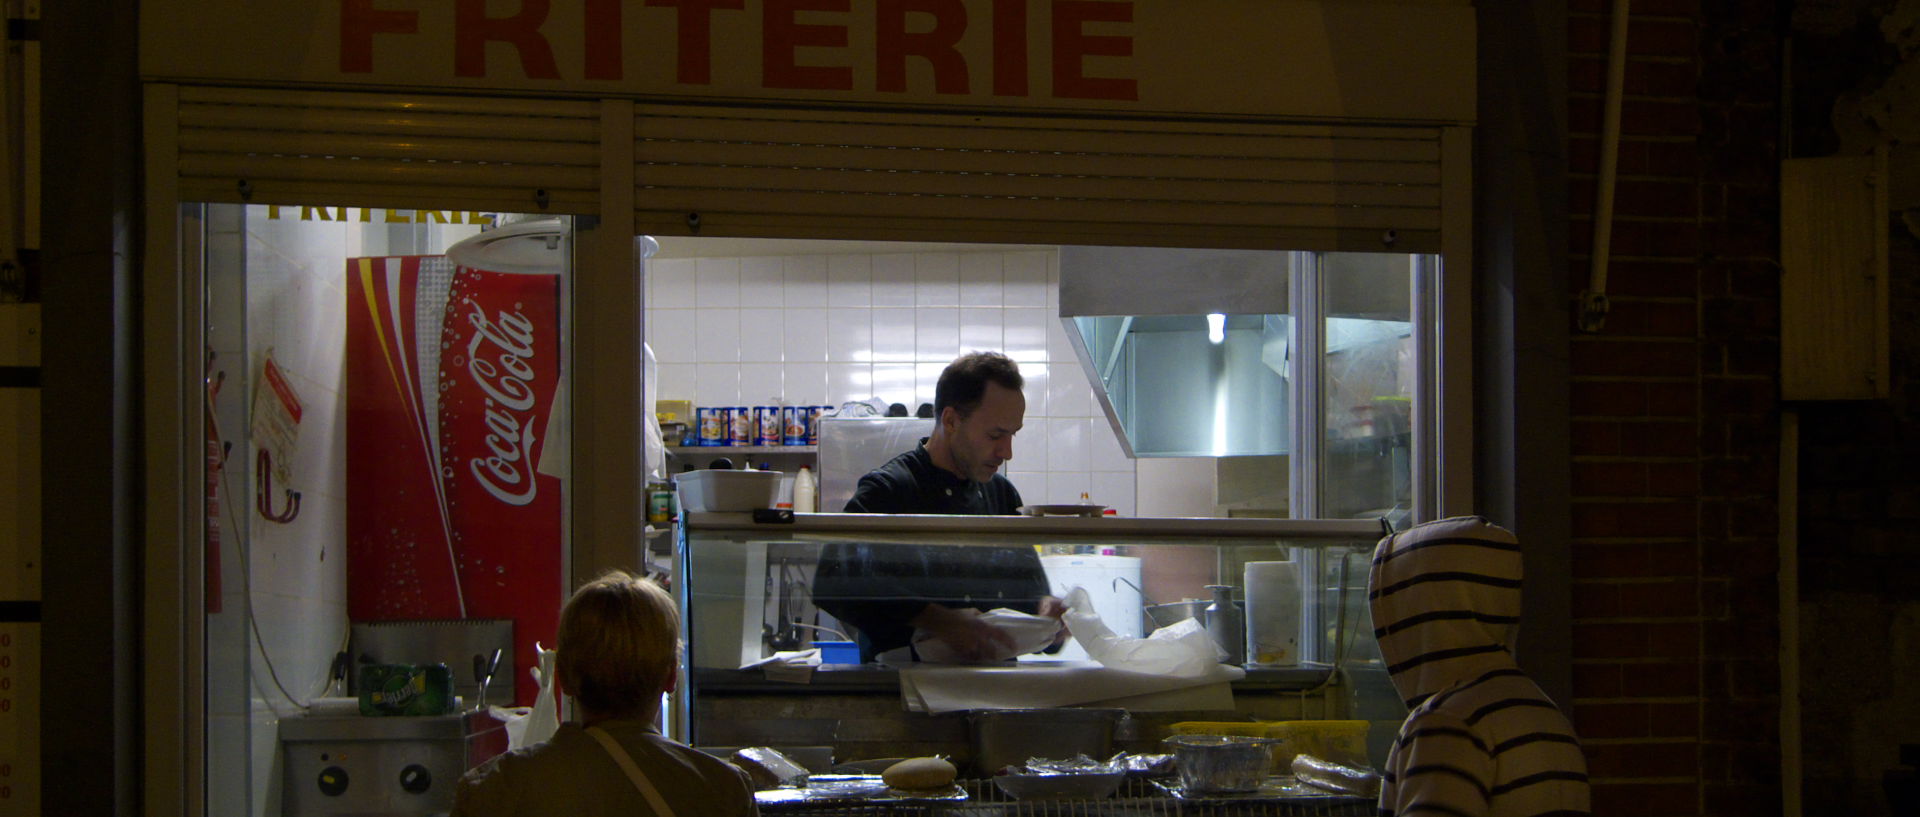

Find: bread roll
<box><xmin>882</xmin><ymin>756</ymin><xmax>957</xmax><ymax>790</ymax></box>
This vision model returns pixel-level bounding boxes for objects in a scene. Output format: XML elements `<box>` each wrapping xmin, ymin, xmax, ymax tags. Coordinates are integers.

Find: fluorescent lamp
<box><xmin>1207</xmin><ymin>313</ymin><xmax>1226</xmax><ymax>344</ymax></box>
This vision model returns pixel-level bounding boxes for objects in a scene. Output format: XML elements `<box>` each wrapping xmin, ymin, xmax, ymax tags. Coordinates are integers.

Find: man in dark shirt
<box><xmin>814</xmin><ymin>352</ymin><xmax>1064</xmax><ymax>662</ymax></box>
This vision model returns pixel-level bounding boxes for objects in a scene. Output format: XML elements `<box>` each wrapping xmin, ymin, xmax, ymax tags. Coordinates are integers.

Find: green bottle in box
<box><xmin>357</xmin><ymin>663</ymin><xmax>456</xmax><ymax>716</ymax></box>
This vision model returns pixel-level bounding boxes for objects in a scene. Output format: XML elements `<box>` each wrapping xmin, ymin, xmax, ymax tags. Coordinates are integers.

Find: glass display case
<box><xmin>674</xmin><ymin>512</ymin><xmax>1407</xmax><ymax>773</ymax></box>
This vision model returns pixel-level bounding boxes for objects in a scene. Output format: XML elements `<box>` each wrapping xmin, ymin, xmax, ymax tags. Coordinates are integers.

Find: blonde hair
<box><xmin>556</xmin><ymin>570</ymin><xmax>680</xmax><ymax>716</ymax></box>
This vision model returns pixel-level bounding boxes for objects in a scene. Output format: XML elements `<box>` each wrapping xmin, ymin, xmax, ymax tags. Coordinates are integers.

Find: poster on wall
<box><xmin>346</xmin><ymin>254</ymin><xmax>561</xmax><ymax>706</ymax></box>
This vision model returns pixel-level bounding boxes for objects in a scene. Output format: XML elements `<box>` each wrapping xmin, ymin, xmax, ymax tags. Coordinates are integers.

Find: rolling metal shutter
<box><xmin>633</xmin><ymin>104</ymin><xmax>1446</xmax><ymax>252</ymax></box>
<box><xmin>167</xmin><ymin>86</ymin><xmax>601</xmax><ymax>215</ymax></box>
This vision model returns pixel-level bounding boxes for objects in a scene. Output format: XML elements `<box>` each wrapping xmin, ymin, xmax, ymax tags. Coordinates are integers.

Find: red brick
<box><xmin>1569</xmin><ymin>18</ymin><xmax>1700</xmax><ymax>59</ymax></box>
<box><xmin>1572</xmin><ymin>420</ymin><xmax>1625</xmax><ymax>455</ymax></box>
<box><xmin>1573</xmin><ymin>501</ymin><xmax>1700</xmax><ymax>539</ymax></box>
<box><xmin>1572</xmin><ymin>339</ymin><xmax>1696</xmax><ymax>377</ymax></box>
<box><xmin>1572</xmin><ymin>582</ymin><xmax>1623</xmax><ymax>617</ymax></box>
<box><xmin>1588</xmin><ymin>740</ymin><xmax>1699</xmax><ymax>777</ymax></box>
<box><xmin>1572</xmin><ymin>662</ymin><xmax>1626</xmax><ymax>698</ymax></box>
<box><xmin>1574</xmin><ymin>220</ymin><xmax>1704</xmax><ymax>258</ymax></box>
<box><xmin>1702</xmin><ymin>699</ymin><xmax>1776</xmax><ymax>742</ymax></box>
<box><xmin>1648</xmin><ymin>622</ymin><xmax>1701</xmax><ymax>657</ymax></box>
<box><xmin>1646</xmin><ymin>462</ymin><xmax>1699</xmax><ymax>497</ymax></box>
<box><xmin>1604</xmin><ymin>299</ymin><xmax>1698</xmax><ymax>338</ymax></box>
<box><xmin>1575</xmin><ymin>702</ymin><xmax>1652</xmax><ymax>738</ymax></box>
<box><xmin>1622</xmin><ymin>662</ymin><xmax>1700</xmax><ymax>697</ymax></box>
<box><xmin>1622</xmin><ymin>421</ymin><xmax>1698</xmax><ymax>456</ymax></box>
<box><xmin>1572</xmin><ymin>622</ymin><xmax>1652</xmax><ymax>659</ymax></box>
<box><xmin>1570</xmin><ymin>136</ymin><xmax>1702</xmax><ymax>180</ymax></box>
<box><xmin>1619</xmin><ymin>578</ymin><xmax>1699</xmax><ymax>616</ymax></box>
<box><xmin>1573</xmin><ymin>542</ymin><xmax>1697</xmax><ymax>579</ymax></box>
<box><xmin>1592</xmin><ymin>781</ymin><xmax>1699</xmax><ymax>817</ymax></box>
<box><xmin>1645</xmin><ymin>383</ymin><xmax>1698</xmax><ymax>416</ymax></box>
<box><xmin>1705</xmin><ymin>781</ymin><xmax>1783</xmax><ymax>816</ymax></box>
<box><xmin>1581</xmin><ymin>259</ymin><xmax>1699</xmax><ymax>297</ymax></box>
<box><xmin>1649</xmin><ymin>702</ymin><xmax>1701</xmax><ymax>738</ymax></box>
<box><xmin>1700</xmin><ymin>378</ymin><xmax>1773</xmax><ymax>414</ymax></box>
<box><xmin>1575</xmin><ymin>461</ymin><xmax>1648</xmax><ymax>495</ymax></box>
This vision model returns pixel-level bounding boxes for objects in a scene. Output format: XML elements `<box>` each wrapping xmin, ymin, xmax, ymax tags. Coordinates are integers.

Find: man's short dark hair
<box><xmin>934</xmin><ymin>352</ymin><xmax>1024</xmax><ymax>420</ymax></box>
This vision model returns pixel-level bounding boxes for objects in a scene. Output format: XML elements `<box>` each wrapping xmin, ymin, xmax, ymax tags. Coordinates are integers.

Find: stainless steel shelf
<box><xmin>669</xmin><ymin>445</ymin><xmax>818</xmax><ymax>455</ymax></box>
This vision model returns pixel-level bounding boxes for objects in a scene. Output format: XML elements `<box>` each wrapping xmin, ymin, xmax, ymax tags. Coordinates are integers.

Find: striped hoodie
<box><xmin>1368</xmin><ymin>516</ymin><xmax>1591</xmax><ymax>817</ymax></box>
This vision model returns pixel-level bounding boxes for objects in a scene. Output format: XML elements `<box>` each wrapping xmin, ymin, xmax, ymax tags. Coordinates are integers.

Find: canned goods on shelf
<box><xmin>807</xmin><ymin>405</ymin><xmax>828</xmax><ymax>445</ymax></box>
<box><xmin>754</xmin><ymin>406</ymin><xmax>783</xmax><ymax>446</ymax></box>
<box><xmin>727</xmin><ymin>406</ymin><xmax>752</xmax><ymax>446</ymax></box>
<box><xmin>696</xmin><ymin>407</ymin><xmax>726</xmax><ymax>446</ymax></box>
<box><xmin>781</xmin><ymin>405</ymin><xmax>807</xmax><ymax>446</ymax></box>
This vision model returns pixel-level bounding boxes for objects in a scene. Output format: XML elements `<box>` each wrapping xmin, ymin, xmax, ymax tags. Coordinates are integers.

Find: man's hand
<box><xmin>1036</xmin><ymin>595</ymin><xmax>1070</xmax><ymax>647</ymax></box>
<box><xmin>910</xmin><ymin>604</ymin><xmax>1017</xmax><ymax>662</ymax></box>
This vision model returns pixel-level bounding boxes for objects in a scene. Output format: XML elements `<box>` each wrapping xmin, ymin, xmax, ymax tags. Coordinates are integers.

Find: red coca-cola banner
<box><xmin>347</xmin><ymin>255</ymin><xmax>562</xmax><ymax>707</ymax></box>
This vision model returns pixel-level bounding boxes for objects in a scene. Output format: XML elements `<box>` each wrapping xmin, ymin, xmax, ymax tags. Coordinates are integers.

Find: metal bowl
<box><xmin>992</xmin><ymin>771</ymin><xmax>1126</xmax><ymax>801</ymax></box>
<box><xmin>1163</xmin><ymin>734</ymin><xmax>1280</xmax><ymax>793</ymax></box>
<box><xmin>1144</xmin><ymin>600</ymin><xmax>1242</xmax><ymax>632</ymax></box>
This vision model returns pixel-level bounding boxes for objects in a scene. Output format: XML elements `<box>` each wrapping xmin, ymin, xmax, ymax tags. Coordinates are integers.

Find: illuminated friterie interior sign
<box><xmin>267</xmin><ymin>206</ymin><xmax>496</xmax><ymax>224</ymax></box>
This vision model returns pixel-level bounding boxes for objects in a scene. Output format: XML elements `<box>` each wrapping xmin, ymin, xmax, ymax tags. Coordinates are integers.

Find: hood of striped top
<box><xmin>1367</xmin><ymin>515</ymin><xmax>1524</xmax><ymax>708</ymax></box>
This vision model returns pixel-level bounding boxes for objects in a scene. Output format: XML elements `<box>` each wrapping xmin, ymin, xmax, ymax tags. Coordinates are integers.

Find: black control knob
<box><xmin>399</xmin><ymin>764</ymin><xmax>432</xmax><ymax>794</ymax></box>
<box><xmin>317</xmin><ymin>766</ymin><xmax>349</xmax><ymax>797</ymax></box>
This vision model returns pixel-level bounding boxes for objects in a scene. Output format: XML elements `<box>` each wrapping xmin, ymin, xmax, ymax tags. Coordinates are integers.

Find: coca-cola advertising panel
<box><xmin>347</xmin><ymin>254</ymin><xmax>562</xmax><ymax>706</ymax></box>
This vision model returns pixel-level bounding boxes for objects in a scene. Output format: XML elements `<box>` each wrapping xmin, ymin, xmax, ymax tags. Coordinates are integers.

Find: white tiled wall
<box><xmin>208</xmin><ymin>207</ymin><xmax>488</xmax><ymax>816</ymax></box>
<box><xmin>646</xmin><ymin>249</ymin><xmax>1137</xmax><ymax>513</ymax></box>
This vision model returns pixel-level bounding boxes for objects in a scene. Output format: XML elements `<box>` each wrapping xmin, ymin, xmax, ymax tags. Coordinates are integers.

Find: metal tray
<box><xmin>1150</xmin><ymin>775</ymin><xmax>1370</xmax><ymax>803</ymax></box>
<box><xmin>757</xmin><ymin>775</ymin><xmax>968</xmax><ymax>808</ymax></box>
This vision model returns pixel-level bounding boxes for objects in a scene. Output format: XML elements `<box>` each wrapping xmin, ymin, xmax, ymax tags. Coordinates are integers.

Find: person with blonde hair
<box><xmin>453</xmin><ymin>570</ymin><xmax>758</xmax><ymax>816</ymax></box>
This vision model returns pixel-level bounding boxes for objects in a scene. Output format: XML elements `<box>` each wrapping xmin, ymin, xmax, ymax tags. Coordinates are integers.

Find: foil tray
<box><xmin>756</xmin><ymin>774</ymin><xmax>968</xmax><ymax>807</ymax></box>
<box><xmin>1150</xmin><ymin>775</ymin><xmax>1370</xmax><ymax>802</ymax></box>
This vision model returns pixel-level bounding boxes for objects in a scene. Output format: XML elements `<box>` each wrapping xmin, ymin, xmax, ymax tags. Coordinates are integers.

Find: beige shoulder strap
<box><xmin>585</xmin><ymin>726</ymin><xmax>677</xmax><ymax>817</ymax></box>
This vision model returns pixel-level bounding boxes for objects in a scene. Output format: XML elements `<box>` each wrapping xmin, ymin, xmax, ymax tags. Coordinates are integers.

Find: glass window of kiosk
<box><xmin>196</xmin><ymin>204</ymin><xmax>574</xmax><ymax>817</ymax></box>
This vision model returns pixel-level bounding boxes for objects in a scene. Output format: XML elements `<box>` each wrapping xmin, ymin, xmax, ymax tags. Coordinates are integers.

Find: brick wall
<box><xmin>1566</xmin><ymin>1</ymin><xmax>1783</xmax><ymax>814</ymax></box>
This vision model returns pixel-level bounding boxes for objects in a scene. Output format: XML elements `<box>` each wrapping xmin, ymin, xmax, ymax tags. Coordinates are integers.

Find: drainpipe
<box><xmin>1577</xmin><ymin>0</ymin><xmax>1630</xmax><ymax>333</ymax></box>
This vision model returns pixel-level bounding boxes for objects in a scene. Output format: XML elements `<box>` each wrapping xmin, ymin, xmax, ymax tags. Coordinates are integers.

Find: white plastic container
<box><xmin>1244</xmin><ymin>560</ymin><xmax>1301</xmax><ymax>666</ymax></box>
<box><xmin>676</xmin><ymin>469</ymin><xmax>782</xmax><ymax>512</ymax></box>
<box><xmin>793</xmin><ymin>466</ymin><xmax>817</xmax><ymax>513</ymax></box>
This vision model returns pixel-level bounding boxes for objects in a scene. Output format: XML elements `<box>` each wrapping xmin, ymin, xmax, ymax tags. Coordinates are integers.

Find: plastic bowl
<box><xmin>992</xmin><ymin>771</ymin><xmax>1126</xmax><ymax>801</ymax></box>
<box><xmin>676</xmin><ymin>469</ymin><xmax>781</xmax><ymax>512</ymax></box>
<box><xmin>1164</xmin><ymin>734</ymin><xmax>1279</xmax><ymax>793</ymax></box>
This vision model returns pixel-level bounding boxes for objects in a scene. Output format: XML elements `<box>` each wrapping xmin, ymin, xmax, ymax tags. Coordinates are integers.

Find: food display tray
<box><xmin>757</xmin><ymin>776</ymin><xmax>1373</xmax><ymax>816</ymax></box>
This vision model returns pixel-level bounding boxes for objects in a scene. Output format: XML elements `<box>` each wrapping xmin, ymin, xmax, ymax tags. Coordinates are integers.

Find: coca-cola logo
<box><xmin>464</xmin><ymin>304</ymin><xmax>541</xmax><ymax>506</ymax></box>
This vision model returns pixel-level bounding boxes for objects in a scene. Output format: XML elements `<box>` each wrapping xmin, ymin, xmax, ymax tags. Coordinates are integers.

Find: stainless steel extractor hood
<box><xmin>1059</xmin><ymin>246</ymin><xmax>1297</xmax><ymax>459</ymax></box>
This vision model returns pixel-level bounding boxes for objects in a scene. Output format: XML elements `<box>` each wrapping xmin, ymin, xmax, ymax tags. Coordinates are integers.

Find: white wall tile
<box><xmin>694</xmin><ymin>308</ymin><xmax>741</xmax><ymax>363</ymax></box>
<box><xmin>739</xmin><ymin>256</ymin><xmax>784</xmax><ymax>307</ymax></box>
<box><xmin>1010</xmin><ymin>422</ymin><xmax>1046</xmax><ymax>473</ymax></box>
<box><xmin>871</xmin><ymin>363</ymin><xmax>916</xmax><ymax>408</ymax></box>
<box><xmin>827</xmin><ymin>254</ymin><xmax>871</xmax><ymax>307</ymax></box>
<box><xmin>914</xmin><ymin>252</ymin><xmax>959</xmax><ymax>306</ymax></box>
<box><xmin>739</xmin><ymin>363</ymin><xmax>785</xmax><ymax>404</ymax></box>
<box><xmin>694</xmin><ymin>364</ymin><xmax>740</xmax><ymax>406</ymax></box>
<box><xmin>1048</xmin><ymin>362</ymin><xmax>1093</xmax><ymax>418</ymax></box>
<box><xmin>657</xmin><ymin>362</ymin><xmax>695</xmax><ymax>402</ymax></box>
<box><xmin>1008</xmin><ymin>472</ymin><xmax>1046</xmax><ymax>507</ymax></box>
<box><xmin>959</xmin><ymin>253</ymin><xmax>1002</xmax><ymax>306</ymax></box>
<box><xmin>784</xmin><ymin>255</ymin><xmax>828</xmax><ymax>308</ymax></box>
<box><xmin>1047</xmin><ymin>314</ymin><xmax>1079</xmax><ymax>364</ymax></box>
<box><xmin>959</xmin><ymin>307</ymin><xmax>1001</xmax><ymax>354</ymax></box>
<box><xmin>825</xmin><ymin>307</ymin><xmax>872</xmax><ymax>363</ymax></box>
<box><xmin>649</xmin><ymin>309</ymin><xmax>696</xmax><ymax>364</ymax></box>
<box><xmin>872</xmin><ymin>308</ymin><xmax>916</xmax><ymax>363</ymax></box>
<box><xmin>1047</xmin><ymin>471</ymin><xmax>1090</xmax><ymax>505</ymax></box>
<box><xmin>784</xmin><ymin>308</ymin><xmax>828</xmax><ymax>363</ymax></box>
<box><xmin>784</xmin><ymin>362</ymin><xmax>828</xmax><ymax>405</ymax></box>
<box><xmin>1090</xmin><ymin>416</ymin><xmax>1133</xmax><ymax>471</ymax></box>
<box><xmin>694</xmin><ymin>257</ymin><xmax>741</xmax><ymax>307</ymax></box>
<box><xmin>649</xmin><ymin>258</ymin><xmax>696</xmax><ymax>308</ymax></box>
<box><xmin>915</xmin><ymin>307</ymin><xmax>959</xmax><ymax>361</ymax></box>
<box><xmin>871</xmin><ymin>253</ymin><xmax>915</xmax><ymax>307</ymax></box>
<box><xmin>1004</xmin><ymin>251</ymin><xmax>1048</xmax><ymax>306</ymax></box>
<box><xmin>1046</xmin><ymin>416</ymin><xmax>1089</xmax><ymax>472</ymax></box>
<box><xmin>738</xmin><ymin>308</ymin><xmax>785</xmax><ymax>362</ymax></box>
<box><xmin>1091</xmin><ymin>471</ymin><xmax>1136</xmax><ymax>517</ymax></box>
<box><xmin>1003</xmin><ymin>308</ymin><xmax>1048</xmax><ymax>363</ymax></box>
<box><xmin>915</xmin><ymin>362</ymin><xmax>945</xmax><ymax>412</ymax></box>
<box><xmin>826</xmin><ymin>363</ymin><xmax>873</xmax><ymax>405</ymax></box>
<box><xmin>1019</xmin><ymin>362</ymin><xmax>1049</xmax><ymax>418</ymax></box>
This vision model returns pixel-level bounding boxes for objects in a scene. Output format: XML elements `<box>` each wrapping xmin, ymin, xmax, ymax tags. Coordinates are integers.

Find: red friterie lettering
<box><xmin>339</xmin><ymin>0</ymin><xmax>420</xmax><ymax>73</ymax></box>
<box><xmin>763</xmin><ymin>0</ymin><xmax>855</xmax><ymax>90</ymax></box>
<box><xmin>876</xmin><ymin>0</ymin><xmax>969</xmax><ymax>94</ymax></box>
<box><xmin>647</xmin><ymin>0</ymin><xmax>748</xmax><ymax>85</ymax></box>
<box><xmin>1051</xmin><ymin>0</ymin><xmax>1137</xmax><ymax>101</ymax></box>
<box><xmin>454</xmin><ymin>0</ymin><xmax>562</xmax><ymax>79</ymax></box>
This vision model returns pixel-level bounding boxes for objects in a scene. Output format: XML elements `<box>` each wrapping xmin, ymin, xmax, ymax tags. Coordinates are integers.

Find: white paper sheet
<box><xmin>898</xmin><ymin>660</ymin><xmax>1243</xmax><ymax>713</ymax></box>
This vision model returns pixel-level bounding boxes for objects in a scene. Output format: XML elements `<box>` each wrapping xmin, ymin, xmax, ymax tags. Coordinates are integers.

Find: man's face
<box><xmin>945</xmin><ymin>381</ymin><xmax>1025</xmax><ymax>483</ymax></box>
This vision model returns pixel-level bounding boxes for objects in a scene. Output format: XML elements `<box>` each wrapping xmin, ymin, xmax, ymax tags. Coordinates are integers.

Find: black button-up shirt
<box><xmin>813</xmin><ymin>442</ymin><xmax>1049</xmax><ymax>661</ymax></box>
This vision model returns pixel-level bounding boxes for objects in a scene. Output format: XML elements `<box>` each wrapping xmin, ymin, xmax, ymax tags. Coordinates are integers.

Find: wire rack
<box><xmin>759</xmin><ymin>778</ymin><xmax>1373</xmax><ymax>817</ymax></box>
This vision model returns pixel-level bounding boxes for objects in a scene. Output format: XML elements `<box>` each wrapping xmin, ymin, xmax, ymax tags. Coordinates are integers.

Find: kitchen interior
<box><xmin>202</xmin><ymin>204</ymin><xmax>1430</xmax><ymax>815</ymax></box>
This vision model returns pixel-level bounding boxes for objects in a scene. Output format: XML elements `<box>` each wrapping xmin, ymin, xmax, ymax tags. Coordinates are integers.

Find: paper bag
<box><xmin>1063</xmin><ymin>587</ymin><xmax>1226</xmax><ymax>678</ymax></box>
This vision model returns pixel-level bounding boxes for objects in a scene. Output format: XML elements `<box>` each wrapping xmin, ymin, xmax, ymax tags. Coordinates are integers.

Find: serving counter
<box><xmin>671</xmin><ymin>512</ymin><xmax>1408</xmax><ymax>780</ymax></box>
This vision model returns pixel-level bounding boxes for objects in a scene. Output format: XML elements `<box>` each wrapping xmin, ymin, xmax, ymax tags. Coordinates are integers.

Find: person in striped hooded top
<box><xmin>1368</xmin><ymin>515</ymin><xmax>1591</xmax><ymax>816</ymax></box>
